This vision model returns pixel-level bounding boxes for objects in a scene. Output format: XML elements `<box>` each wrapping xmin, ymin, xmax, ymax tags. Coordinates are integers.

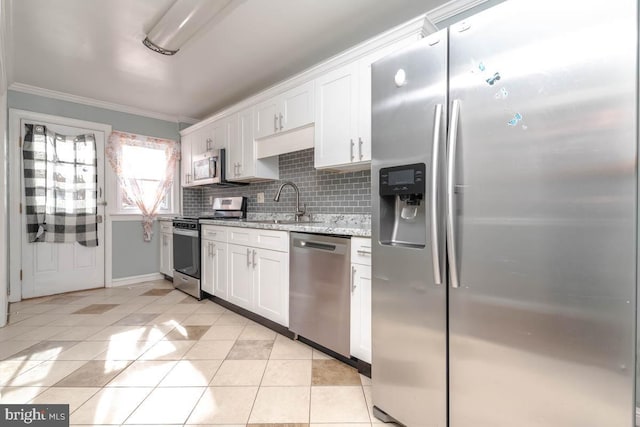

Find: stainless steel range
<box><xmin>172</xmin><ymin>196</ymin><xmax>247</xmax><ymax>299</ymax></box>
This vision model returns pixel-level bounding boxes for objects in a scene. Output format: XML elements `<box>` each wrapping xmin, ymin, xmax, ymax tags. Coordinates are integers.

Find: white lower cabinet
<box><xmin>350</xmin><ymin>237</ymin><xmax>372</xmax><ymax>363</ymax></box>
<box><xmin>201</xmin><ymin>225</ymin><xmax>229</xmax><ymax>298</ymax></box>
<box><xmin>159</xmin><ymin>221</ymin><xmax>173</xmax><ymax>278</ymax></box>
<box><xmin>201</xmin><ymin>239</ymin><xmax>227</xmax><ymax>298</ymax></box>
<box><xmin>228</xmin><ymin>244</ymin><xmax>254</xmax><ymax>309</ymax></box>
<box><xmin>203</xmin><ymin>225</ymin><xmax>290</xmax><ymax>327</ymax></box>
<box><xmin>253</xmin><ymin>248</ymin><xmax>289</xmax><ymax>326</ymax></box>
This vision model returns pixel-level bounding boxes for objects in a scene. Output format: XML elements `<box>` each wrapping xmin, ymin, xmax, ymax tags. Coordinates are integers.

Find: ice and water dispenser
<box><xmin>378</xmin><ymin>163</ymin><xmax>427</xmax><ymax>248</ymax></box>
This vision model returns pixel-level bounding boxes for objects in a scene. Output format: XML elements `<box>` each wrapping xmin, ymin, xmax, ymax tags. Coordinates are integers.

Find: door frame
<box><xmin>8</xmin><ymin>109</ymin><xmax>112</xmax><ymax>302</ymax></box>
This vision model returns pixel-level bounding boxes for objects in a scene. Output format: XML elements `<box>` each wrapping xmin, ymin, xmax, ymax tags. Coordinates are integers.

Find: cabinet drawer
<box><xmin>251</xmin><ymin>229</ymin><xmax>289</xmax><ymax>252</ymax></box>
<box><xmin>351</xmin><ymin>237</ymin><xmax>371</xmax><ymax>266</ymax></box>
<box><xmin>201</xmin><ymin>225</ymin><xmax>229</xmax><ymax>242</ymax></box>
<box><xmin>159</xmin><ymin>221</ymin><xmax>173</xmax><ymax>234</ymax></box>
<box><xmin>228</xmin><ymin>227</ymin><xmax>253</xmax><ymax>245</ymax></box>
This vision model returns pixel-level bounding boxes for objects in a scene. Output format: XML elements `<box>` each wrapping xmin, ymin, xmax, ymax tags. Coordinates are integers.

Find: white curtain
<box><xmin>106</xmin><ymin>131</ymin><xmax>180</xmax><ymax>241</ymax></box>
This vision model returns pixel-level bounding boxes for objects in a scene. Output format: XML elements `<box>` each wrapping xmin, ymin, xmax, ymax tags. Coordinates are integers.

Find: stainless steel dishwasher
<box><xmin>289</xmin><ymin>232</ymin><xmax>351</xmax><ymax>357</ymax></box>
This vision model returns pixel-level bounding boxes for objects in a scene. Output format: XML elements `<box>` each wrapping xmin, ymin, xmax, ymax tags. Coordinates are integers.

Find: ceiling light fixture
<box><xmin>143</xmin><ymin>0</ymin><xmax>235</xmax><ymax>56</ymax></box>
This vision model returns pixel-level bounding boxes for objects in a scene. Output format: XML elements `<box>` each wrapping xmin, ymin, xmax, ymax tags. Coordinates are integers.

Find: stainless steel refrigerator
<box><xmin>370</xmin><ymin>1</ymin><xmax>638</xmax><ymax>426</ymax></box>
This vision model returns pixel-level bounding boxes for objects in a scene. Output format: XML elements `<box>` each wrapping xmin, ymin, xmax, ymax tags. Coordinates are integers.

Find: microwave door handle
<box><xmin>210</xmin><ymin>158</ymin><xmax>217</xmax><ymax>178</ymax></box>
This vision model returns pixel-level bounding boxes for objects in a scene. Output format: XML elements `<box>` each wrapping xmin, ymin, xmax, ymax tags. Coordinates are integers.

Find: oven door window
<box><xmin>173</xmin><ymin>232</ymin><xmax>200</xmax><ymax>278</ymax></box>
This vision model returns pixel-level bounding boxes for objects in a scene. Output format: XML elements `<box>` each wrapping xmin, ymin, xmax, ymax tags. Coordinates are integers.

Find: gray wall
<box><xmin>112</xmin><ymin>221</ymin><xmax>160</xmax><ymax>279</ymax></box>
<box><xmin>8</xmin><ymin>90</ymin><xmax>181</xmax><ymax>280</ymax></box>
<box><xmin>184</xmin><ymin>148</ymin><xmax>371</xmax><ymax>216</ymax></box>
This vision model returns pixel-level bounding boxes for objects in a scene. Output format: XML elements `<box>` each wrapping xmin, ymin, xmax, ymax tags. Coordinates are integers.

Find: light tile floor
<box><xmin>0</xmin><ymin>280</ymin><xmax>382</xmax><ymax>426</ymax></box>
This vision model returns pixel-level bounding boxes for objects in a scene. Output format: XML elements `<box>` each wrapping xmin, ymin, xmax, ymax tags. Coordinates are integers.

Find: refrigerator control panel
<box><xmin>379</xmin><ymin>163</ymin><xmax>426</xmax><ymax>196</ymax></box>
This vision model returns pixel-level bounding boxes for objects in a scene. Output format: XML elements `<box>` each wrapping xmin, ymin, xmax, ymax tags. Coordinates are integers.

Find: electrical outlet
<box><xmin>257</xmin><ymin>192</ymin><xmax>265</xmax><ymax>203</ymax></box>
<box><xmin>208</xmin><ymin>196</ymin><xmax>213</xmax><ymax>205</ymax></box>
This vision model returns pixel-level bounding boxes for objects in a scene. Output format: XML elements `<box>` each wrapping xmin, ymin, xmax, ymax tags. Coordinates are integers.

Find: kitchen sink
<box><xmin>243</xmin><ymin>219</ymin><xmax>322</xmax><ymax>225</ymax></box>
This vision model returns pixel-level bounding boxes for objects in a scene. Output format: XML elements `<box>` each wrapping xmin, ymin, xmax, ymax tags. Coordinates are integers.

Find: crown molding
<box><xmin>8</xmin><ymin>82</ymin><xmax>200</xmax><ymax>124</ymax></box>
<box><xmin>427</xmin><ymin>0</ymin><xmax>489</xmax><ymax>23</ymax></box>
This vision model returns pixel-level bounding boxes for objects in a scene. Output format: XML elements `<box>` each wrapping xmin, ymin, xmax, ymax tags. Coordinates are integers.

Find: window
<box><xmin>119</xmin><ymin>144</ymin><xmax>172</xmax><ymax>212</ymax></box>
<box><xmin>106</xmin><ymin>131</ymin><xmax>180</xmax><ymax>241</ymax></box>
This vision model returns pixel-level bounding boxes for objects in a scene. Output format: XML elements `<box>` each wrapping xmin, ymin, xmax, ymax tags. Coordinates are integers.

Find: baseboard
<box><xmin>109</xmin><ymin>272</ymin><xmax>164</xmax><ymax>287</ymax></box>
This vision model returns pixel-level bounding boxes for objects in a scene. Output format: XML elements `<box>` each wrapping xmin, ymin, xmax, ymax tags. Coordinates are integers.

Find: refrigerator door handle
<box><xmin>446</xmin><ymin>99</ymin><xmax>461</xmax><ymax>289</ymax></box>
<box><xmin>431</xmin><ymin>103</ymin><xmax>443</xmax><ymax>285</ymax></box>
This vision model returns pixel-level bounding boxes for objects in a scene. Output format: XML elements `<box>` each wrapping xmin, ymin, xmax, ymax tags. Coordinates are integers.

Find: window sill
<box><xmin>108</xmin><ymin>212</ymin><xmax>179</xmax><ymax>221</ymax></box>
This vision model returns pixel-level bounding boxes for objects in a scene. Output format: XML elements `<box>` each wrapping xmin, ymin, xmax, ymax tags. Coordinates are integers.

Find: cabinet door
<box><xmin>192</xmin><ymin>126</ymin><xmax>210</xmax><ymax>155</ymax></box>
<box><xmin>201</xmin><ymin>239</ymin><xmax>215</xmax><ymax>295</ymax></box>
<box><xmin>227</xmin><ymin>244</ymin><xmax>253</xmax><ymax>310</ymax></box>
<box><xmin>212</xmin><ymin>242</ymin><xmax>228</xmax><ymax>299</ymax></box>
<box><xmin>281</xmin><ymin>80</ymin><xmax>314</xmax><ymax>132</ymax></box>
<box><xmin>236</xmin><ymin>107</ymin><xmax>255</xmax><ymax>179</ymax></box>
<box><xmin>181</xmin><ymin>133</ymin><xmax>193</xmax><ymax>187</ymax></box>
<box><xmin>211</xmin><ymin>117</ymin><xmax>231</xmax><ymax>151</ymax></box>
<box><xmin>350</xmin><ymin>263</ymin><xmax>372</xmax><ymax>363</ymax></box>
<box><xmin>253</xmin><ymin>248</ymin><xmax>289</xmax><ymax>327</ymax></box>
<box><xmin>254</xmin><ymin>98</ymin><xmax>279</xmax><ymax>139</ymax></box>
<box><xmin>314</xmin><ymin>63</ymin><xmax>358</xmax><ymax>169</ymax></box>
<box><xmin>160</xmin><ymin>232</ymin><xmax>173</xmax><ymax>277</ymax></box>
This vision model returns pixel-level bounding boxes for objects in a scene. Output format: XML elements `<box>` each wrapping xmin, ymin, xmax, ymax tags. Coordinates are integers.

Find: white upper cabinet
<box><xmin>314</xmin><ymin>36</ymin><xmax>419</xmax><ymax>171</ymax></box>
<box><xmin>180</xmin><ymin>133</ymin><xmax>193</xmax><ymax>187</ymax></box>
<box><xmin>211</xmin><ymin>117</ymin><xmax>232</xmax><ymax>151</ymax></box>
<box><xmin>314</xmin><ymin>63</ymin><xmax>359</xmax><ymax>169</ymax></box>
<box><xmin>281</xmin><ymin>80</ymin><xmax>315</xmax><ymax>132</ymax></box>
<box><xmin>254</xmin><ymin>81</ymin><xmax>315</xmax><ymax>140</ymax></box>
<box><xmin>228</xmin><ymin>107</ymin><xmax>279</xmax><ymax>181</ymax></box>
<box><xmin>254</xmin><ymin>98</ymin><xmax>280</xmax><ymax>140</ymax></box>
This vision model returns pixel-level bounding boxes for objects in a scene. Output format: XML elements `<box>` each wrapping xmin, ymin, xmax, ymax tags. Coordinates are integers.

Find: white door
<box><xmin>253</xmin><ymin>248</ymin><xmax>289</xmax><ymax>326</ymax></box>
<box><xmin>314</xmin><ymin>63</ymin><xmax>358</xmax><ymax>168</ymax></box>
<box><xmin>227</xmin><ymin>243</ymin><xmax>253</xmax><ymax>310</ymax></box>
<box><xmin>212</xmin><ymin>242</ymin><xmax>228</xmax><ymax>300</ymax></box>
<box><xmin>254</xmin><ymin>98</ymin><xmax>279</xmax><ymax>139</ymax></box>
<box><xmin>350</xmin><ymin>263</ymin><xmax>372</xmax><ymax>363</ymax></box>
<box><xmin>20</xmin><ymin>120</ymin><xmax>106</xmax><ymax>298</ymax></box>
<box><xmin>281</xmin><ymin>80</ymin><xmax>314</xmax><ymax>132</ymax></box>
<box><xmin>201</xmin><ymin>239</ymin><xmax>215</xmax><ymax>295</ymax></box>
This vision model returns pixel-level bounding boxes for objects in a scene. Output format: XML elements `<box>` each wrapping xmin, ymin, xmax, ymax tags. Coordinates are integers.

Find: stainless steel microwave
<box><xmin>192</xmin><ymin>150</ymin><xmax>219</xmax><ymax>183</ymax></box>
<box><xmin>191</xmin><ymin>148</ymin><xmax>247</xmax><ymax>187</ymax></box>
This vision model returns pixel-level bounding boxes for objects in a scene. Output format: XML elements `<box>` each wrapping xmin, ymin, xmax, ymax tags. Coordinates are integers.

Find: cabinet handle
<box><xmin>357</xmin><ymin>249</ymin><xmax>371</xmax><ymax>256</ymax></box>
<box><xmin>351</xmin><ymin>265</ymin><xmax>357</xmax><ymax>293</ymax></box>
<box><xmin>279</xmin><ymin>113</ymin><xmax>283</xmax><ymax>131</ymax></box>
<box><xmin>274</xmin><ymin>114</ymin><xmax>278</xmax><ymax>132</ymax></box>
<box><xmin>358</xmin><ymin>137</ymin><xmax>363</xmax><ymax>160</ymax></box>
<box><xmin>207</xmin><ymin>242</ymin><xmax>212</xmax><ymax>257</ymax></box>
<box><xmin>350</xmin><ymin>139</ymin><xmax>354</xmax><ymax>161</ymax></box>
<box><xmin>247</xmin><ymin>248</ymin><xmax>251</xmax><ymax>266</ymax></box>
<box><xmin>252</xmin><ymin>249</ymin><xmax>257</xmax><ymax>268</ymax></box>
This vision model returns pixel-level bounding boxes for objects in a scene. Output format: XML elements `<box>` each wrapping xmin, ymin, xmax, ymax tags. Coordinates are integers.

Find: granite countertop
<box><xmin>199</xmin><ymin>213</ymin><xmax>371</xmax><ymax>237</ymax></box>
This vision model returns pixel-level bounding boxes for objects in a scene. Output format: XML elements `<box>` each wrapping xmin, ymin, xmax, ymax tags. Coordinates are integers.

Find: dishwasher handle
<box><xmin>293</xmin><ymin>237</ymin><xmax>347</xmax><ymax>254</ymax></box>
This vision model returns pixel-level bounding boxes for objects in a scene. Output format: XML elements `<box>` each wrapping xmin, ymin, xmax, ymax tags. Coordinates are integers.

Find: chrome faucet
<box><xmin>274</xmin><ymin>181</ymin><xmax>306</xmax><ymax>221</ymax></box>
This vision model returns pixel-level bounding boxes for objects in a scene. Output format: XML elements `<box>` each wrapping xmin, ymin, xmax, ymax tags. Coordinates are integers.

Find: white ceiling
<box><xmin>9</xmin><ymin>0</ymin><xmax>449</xmax><ymax>122</ymax></box>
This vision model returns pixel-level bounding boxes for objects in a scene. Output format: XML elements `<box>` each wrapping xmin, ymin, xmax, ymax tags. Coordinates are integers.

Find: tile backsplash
<box><xmin>183</xmin><ymin>148</ymin><xmax>371</xmax><ymax>216</ymax></box>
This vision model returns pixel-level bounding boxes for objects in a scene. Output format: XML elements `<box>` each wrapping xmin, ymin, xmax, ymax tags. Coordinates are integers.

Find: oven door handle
<box><xmin>173</xmin><ymin>228</ymin><xmax>199</xmax><ymax>238</ymax></box>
